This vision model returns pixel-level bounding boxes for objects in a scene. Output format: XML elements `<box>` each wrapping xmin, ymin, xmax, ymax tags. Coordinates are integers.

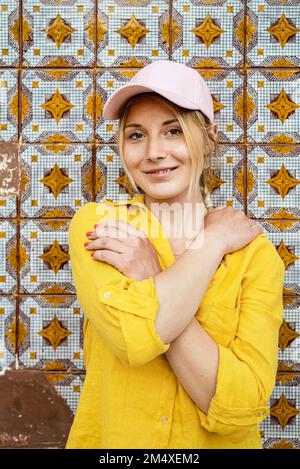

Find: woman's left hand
<box><xmin>84</xmin><ymin>220</ymin><xmax>162</xmax><ymax>281</ymax></box>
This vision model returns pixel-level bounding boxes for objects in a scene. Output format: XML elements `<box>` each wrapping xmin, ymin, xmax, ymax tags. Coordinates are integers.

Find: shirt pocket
<box><xmin>199</xmin><ymin>301</ymin><xmax>240</xmax><ymax>348</ymax></box>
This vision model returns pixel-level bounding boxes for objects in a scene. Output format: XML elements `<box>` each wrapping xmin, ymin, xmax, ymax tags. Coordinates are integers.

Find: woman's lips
<box><xmin>144</xmin><ymin>166</ymin><xmax>179</xmax><ymax>180</ymax></box>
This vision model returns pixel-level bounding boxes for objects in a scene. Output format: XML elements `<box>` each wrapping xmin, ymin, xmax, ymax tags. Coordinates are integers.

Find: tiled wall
<box><xmin>0</xmin><ymin>0</ymin><xmax>299</xmax><ymax>449</ymax></box>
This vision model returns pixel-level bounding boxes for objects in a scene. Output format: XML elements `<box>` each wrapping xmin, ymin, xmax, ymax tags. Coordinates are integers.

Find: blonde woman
<box><xmin>65</xmin><ymin>60</ymin><xmax>285</xmax><ymax>449</ymax></box>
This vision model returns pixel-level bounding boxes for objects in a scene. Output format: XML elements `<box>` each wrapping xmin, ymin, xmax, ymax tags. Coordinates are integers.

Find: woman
<box><xmin>65</xmin><ymin>60</ymin><xmax>285</xmax><ymax>449</ymax></box>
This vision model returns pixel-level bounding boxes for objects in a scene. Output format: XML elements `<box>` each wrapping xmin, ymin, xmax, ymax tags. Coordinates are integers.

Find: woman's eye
<box><xmin>128</xmin><ymin>128</ymin><xmax>182</xmax><ymax>140</ymax></box>
<box><xmin>129</xmin><ymin>132</ymin><xmax>143</xmax><ymax>140</ymax></box>
<box><xmin>169</xmin><ymin>128</ymin><xmax>182</xmax><ymax>136</ymax></box>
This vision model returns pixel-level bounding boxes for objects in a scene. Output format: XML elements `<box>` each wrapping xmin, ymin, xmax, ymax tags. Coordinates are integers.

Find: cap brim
<box><xmin>102</xmin><ymin>84</ymin><xmax>204</xmax><ymax>120</ymax></box>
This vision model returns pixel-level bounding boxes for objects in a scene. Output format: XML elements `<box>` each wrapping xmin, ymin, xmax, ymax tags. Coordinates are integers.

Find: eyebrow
<box><xmin>125</xmin><ymin>119</ymin><xmax>179</xmax><ymax>129</ymax></box>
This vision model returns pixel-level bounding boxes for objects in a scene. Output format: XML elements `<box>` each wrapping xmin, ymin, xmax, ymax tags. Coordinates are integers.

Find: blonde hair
<box><xmin>117</xmin><ymin>92</ymin><xmax>220</xmax><ymax>211</ymax></box>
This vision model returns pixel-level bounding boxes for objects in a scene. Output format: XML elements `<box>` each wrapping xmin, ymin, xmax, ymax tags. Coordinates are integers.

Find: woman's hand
<box><xmin>203</xmin><ymin>206</ymin><xmax>263</xmax><ymax>254</ymax></box>
<box><xmin>84</xmin><ymin>220</ymin><xmax>162</xmax><ymax>281</ymax></box>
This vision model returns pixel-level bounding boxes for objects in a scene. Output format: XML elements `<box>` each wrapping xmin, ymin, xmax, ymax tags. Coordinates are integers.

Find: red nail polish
<box><xmin>86</xmin><ymin>231</ymin><xmax>92</xmax><ymax>237</ymax></box>
<box><xmin>90</xmin><ymin>252</ymin><xmax>94</xmax><ymax>257</ymax></box>
<box><xmin>84</xmin><ymin>242</ymin><xmax>89</xmax><ymax>247</ymax></box>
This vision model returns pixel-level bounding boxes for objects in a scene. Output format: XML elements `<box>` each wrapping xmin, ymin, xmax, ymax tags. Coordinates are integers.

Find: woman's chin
<box><xmin>145</xmin><ymin>190</ymin><xmax>185</xmax><ymax>202</ymax></box>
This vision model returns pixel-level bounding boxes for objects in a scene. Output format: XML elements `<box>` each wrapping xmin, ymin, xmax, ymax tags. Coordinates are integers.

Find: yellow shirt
<box><xmin>65</xmin><ymin>194</ymin><xmax>285</xmax><ymax>449</ymax></box>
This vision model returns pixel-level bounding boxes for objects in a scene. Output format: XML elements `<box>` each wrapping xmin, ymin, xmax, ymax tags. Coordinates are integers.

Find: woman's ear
<box><xmin>204</xmin><ymin>122</ymin><xmax>218</xmax><ymax>154</ymax></box>
<box><xmin>205</xmin><ymin>122</ymin><xmax>218</xmax><ymax>153</ymax></box>
<box><xmin>210</xmin><ymin>122</ymin><xmax>218</xmax><ymax>141</ymax></box>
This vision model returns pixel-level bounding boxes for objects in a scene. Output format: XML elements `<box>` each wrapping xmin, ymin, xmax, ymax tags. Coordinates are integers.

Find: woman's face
<box><xmin>122</xmin><ymin>96</ymin><xmax>205</xmax><ymax>205</ymax></box>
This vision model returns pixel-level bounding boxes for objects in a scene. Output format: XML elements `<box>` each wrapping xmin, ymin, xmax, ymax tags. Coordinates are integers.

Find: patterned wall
<box><xmin>0</xmin><ymin>0</ymin><xmax>299</xmax><ymax>449</ymax></box>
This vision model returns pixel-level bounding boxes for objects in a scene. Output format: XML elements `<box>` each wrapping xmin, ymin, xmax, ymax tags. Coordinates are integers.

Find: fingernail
<box><xmin>90</xmin><ymin>252</ymin><xmax>94</xmax><ymax>257</ymax></box>
<box><xmin>86</xmin><ymin>231</ymin><xmax>92</xmax><ymax>237</ymax></box>
<box><xmin>84</xmin><ymin>242</ymin><xmax>89</xmax><ymax>247</ymax></box>
<box><xmin>94</xmin><ymin>224</ymin><xmax>97</xmax><ymax>229</ymax></box>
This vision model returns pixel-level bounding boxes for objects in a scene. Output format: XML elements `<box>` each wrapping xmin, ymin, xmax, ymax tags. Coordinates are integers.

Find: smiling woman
<box><xmin>118</xmin><ymin>91</ymin><xmax>220</xmax><ymax>212</ymax></box>
<box><xmin>118</xmin><ymin>92</ymin><xmax>220</xmax><ymax>257</ymax></box>
<box><xmin>65</xmin><ymin>60</ymin><xmax>285</xmax><ymax>450</ymax></box>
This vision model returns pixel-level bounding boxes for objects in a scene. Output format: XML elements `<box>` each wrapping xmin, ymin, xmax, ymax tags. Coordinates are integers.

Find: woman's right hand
<box><xmin>203</xmin><ymin>206</ymin><xmax>263</xmax><ymax>254</ymax></box>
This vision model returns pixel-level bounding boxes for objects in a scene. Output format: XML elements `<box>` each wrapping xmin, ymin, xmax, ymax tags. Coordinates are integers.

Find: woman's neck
<box><xmin>144</xmin><ymin>192</ymin><xmax>207</xmax><ymax>250</ymax></box>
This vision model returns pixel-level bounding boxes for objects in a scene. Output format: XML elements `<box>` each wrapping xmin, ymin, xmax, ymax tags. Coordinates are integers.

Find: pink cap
<box><xmin>102</xmin><ymin>60</ymin><xmax>214</xmax><ymax>124</ymax></box>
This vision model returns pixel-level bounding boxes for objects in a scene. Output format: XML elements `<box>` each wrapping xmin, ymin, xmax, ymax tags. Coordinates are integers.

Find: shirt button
<box><xmin>104</xmin><ymin>291</ymin><xmax>111</xmax><ymax>299</ymax></box>
<box><xmin>161</xmin><ymin>416</ymin><xmax>168</xmax><ymax>424</ymax></box>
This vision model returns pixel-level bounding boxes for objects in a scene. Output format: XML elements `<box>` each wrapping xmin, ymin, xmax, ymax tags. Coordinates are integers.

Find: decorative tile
<box><xmin>277</xmin><ymin>297</ymin><xmax>300</xmax><ymax>370</ymax></box>
<box><xmin>246</xmin><ymin>69</ymin><xmax>300</xmax><ymax>143</ymax></box>
<box><xmin>19</xmin><ymin>219</ymin><xmax>74</xmax><ymax>294</ymax></box>
<box><xmin>21</xmin><ymin>69</ymin><xmax>94</xmax><ymax>143</ymax></box>
<box><xmin>247</xmin><ymin>0</ymin><xmax>300</xmax><ymax>67</ymax></box>
<box><xmin>276</xmin><ymin>371</ymin><xmax>300</xmax><ymax>389</ymax></box>
<box><xmin>95</xmin><ymin>144</ymin><xmax>126</xmax><ymax>203</ymax></box>
<box><xmin>95</xmin><ymin>68</ymin><xmax>245</xmax><ymax>144</ymax></box>
<box><xmin>209</xmin><ymin>144</ymin><xmax>245</xmax><ymax>211</ymax></box>
<box><xmin>0</xmin><ymin>69</ymin><xmax>18</xmax><ymax>142</ymax></box>
<box><xmin>260</xmin><ymin>384</ymin><xmax>300</xmax><ymax>445</ymax></box>
<box><xmin>263</xmin><ymin>436</ymin><xmax>300</xmax><ymax>449</ymax></box>
<box><xmin>0</xmin><ymin>195</ymin><xmax>16</xmax><ymax>218</ymax></box>
<box><xmin>171</xmin><ymin>0</ymin><xmax>244</xmax><ymax>68</ymax></box>
<box><xmin>0</xmin><ymin>0</ymin><xmax>19</xmax><ymax>67</ymax></box>
<box><xmin>95</xmin><ymin>69</ymin><xmax>120</xmax><ymax>144</ymax></box>
<box><xmin>247</xmin><ymin>144</ymin><xmax>300</xmax><ymax>219</ymax></box>
<box><xmin>51</xmin><ymin>372</ymin><xmax>85</xmax><ymax>415</ymax></box>
<box><xmin>22</xmin><ymin>0</ymin><xmax>95</xmax><ymax>67</ymax></box>
<box><xmin>0</xmin><ymin>220</ymin><xmax>17</xmax><ymax>294</ymax></box>
<box><xmin>0</xmin><ymin>296</ymin><xmax>16</xmax><ymax>370</ymax></box>
<box><xmin>97</xmin><ymin>0</ymin><xmax>169</xmax><ymax>67</ymax></box>
<box><xmin>18</xmin><ymin>295</ymin><xmax>84</xmax><ymax>372</ymax></box>
<box><xmin>257</xmin><ymin>220</ymin><xmax>300</xmax><ymax>296</ymax></box>
<box><xmin>20</xmin><ymin>143</ymin><xmax>93</xmax><ymax>218</ymax></box>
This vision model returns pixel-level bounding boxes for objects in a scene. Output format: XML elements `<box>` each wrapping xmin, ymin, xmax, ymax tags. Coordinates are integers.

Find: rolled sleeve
<box><xmin>196</xmin><ymin>236</ymin><xmax>285</xmax><ymax>438</ymax></box>
<box><xmin>98</xmin><ymin>276</ymin><xmax>170</xmax><ymax>366</ymax></box>
<box><xmin>69</xmin><ymin>203</ymin><xmax>170</xmax><ymax>368</ymax></box>
<box><xmin>196</xmin><ymin>344</ymin><xmax>270</xmax><ymax>437</ymax></box>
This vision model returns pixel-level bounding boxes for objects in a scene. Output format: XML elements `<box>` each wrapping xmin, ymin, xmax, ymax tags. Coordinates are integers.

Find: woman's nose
<box><xmin>146</xmin><ymin>137</ymin><xmax>167</xmax><ymax>159</ymax></box>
